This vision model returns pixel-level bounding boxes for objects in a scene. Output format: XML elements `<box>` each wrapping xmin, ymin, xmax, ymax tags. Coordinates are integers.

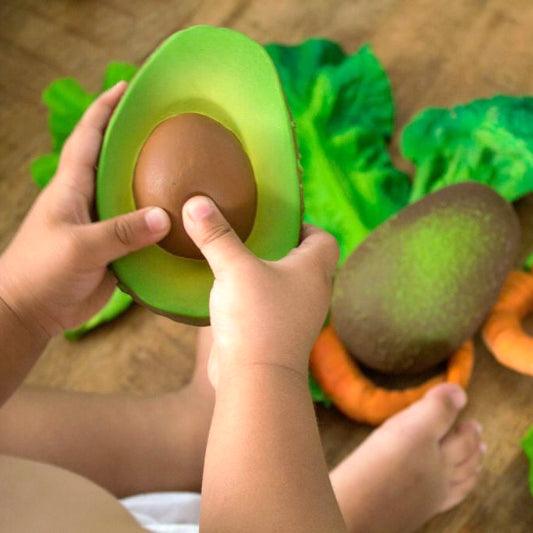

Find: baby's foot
<box><xmin>330</xmin><ymin>384</ymin><xmax>485</xmax><ymax>533</ymax></box>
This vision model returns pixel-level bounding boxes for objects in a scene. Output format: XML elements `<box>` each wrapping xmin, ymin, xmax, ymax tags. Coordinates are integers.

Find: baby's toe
<box><xmin>450</xmin><ymin>443</ymin><xmax>485</xmax><ymax>485</ymax></box>
<box><xmin>441</xmin><ymin>420</ymin><xmax>483</xmax><ymax>467</ymax></box>
<box><xmin>438</xmin><ymin>422</ymin><xmax>485</xmax><ymax>513</ymax></box>
<box><xmin>440</xmin><ymin>467</ymin><xmax>481</xmax><ymax>512</ymax></box>
<box><xmin>385</xmin><ymin>383</ymin><xmax>467</xmax><ymax>441</ymax></box>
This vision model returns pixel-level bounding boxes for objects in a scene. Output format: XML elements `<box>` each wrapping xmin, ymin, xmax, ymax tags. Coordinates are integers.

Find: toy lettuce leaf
<box><xmin>44</xmin><ymin>78</ymin><xmax>96</xmax><ymax>153</ymax></box>
<box><xmin>102</xmin><ymin>61</ymin><xmax>138</xmax><ymax>91</ymax></box>
<box><xmin>266</xmin><ymin>40</ymin><xmax>410</xmax><ymax>263</ymax></box>
<box><xmin>526</xmin><ymin>253</ymin><xmax>533</xmax><ymax>271</ymax></box>
<box><xmin>32</xmin><ymin>63</ymin><xmax>139</xmax><ymax>190</ymax></box>
<box><xmin>30</xmin><ymin>153</ymin><xmax>60</xmax><ymax>190</ymax></box>
<box><xmin>31</xmin><ymin>64</ymin><xmax>138</xmax><ymax>339</ymax></box>
<box><xmin>522</xmin><ymin>425</ymin><xmax>533</xmax><ymax>497</ymax></box>
<box><xmin>64</xmin><ymin>289</ymin><xmax>134</xmax><ymax>340</ymax></box>
<box><xmin>402</xmin><ymin>96</ymin><xmax>533</xmax><ymax>204</ymax></box>
<box><xmin>30</xmin><ymin>79</ymin><xmax>95</xmax><ymax>188</ymax></box>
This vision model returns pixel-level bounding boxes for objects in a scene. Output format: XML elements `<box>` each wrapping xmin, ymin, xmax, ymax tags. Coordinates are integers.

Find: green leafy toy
<box><xmin>31</xmin><ymin>61</ymin><xmax>138</xmax><ymax>190</ymax></box>
<box><xmin>64</xmin><ymin>289</ymin><xmax>133</xmax><ymax>341</ymax></box>
<box><xmin>31</xmin><ymin>63</ymin><xmax>138</xmax><ymax>339</ymax></box>
<box><xmin>266</xmin><ymin>40</ymin><xmax>411</xmax><ymax>263</ymax></box>
<box><xmin>266</xmin><ymin>42</ymin><xmax>533</xmax><ymax>269</ymax></box>
<box><xmin>403</xmin><ymin>96</ymin><xmax>533</xmax><ymax>204</ymax></box>
<box><xmin>308</xmin><ymin>374</ymin><xmax>331</xmax><ymax>407</ymax></box>
<box><xmin>523</xmin><ymin>426</ymin><xmax>533</xmax><ymax>497</ymax></box>
<box><xmin>526</xmin><ymin>252</ymin><xmax>533</xmax><ymax>271</ymax></box>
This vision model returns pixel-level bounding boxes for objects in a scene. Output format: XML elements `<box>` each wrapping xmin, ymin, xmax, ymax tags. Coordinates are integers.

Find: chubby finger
<box><xmin>78</xmin><ymin>206</ymin><xmax>170</xmax><ymax>265</ymax></box>
<box><xmin>58</xmin><ymin>81</ymin><xmax>128</xmax><ymax>197</ymax></box>
<box><xmin>182</xmin><ymin>196</ymin><xmax>254</xmax><ymax>277</ymax></box>
<box><xmin>287</xmin><ymin>224</ymin><xmax>339</xmax><ymax>277</ymax></box>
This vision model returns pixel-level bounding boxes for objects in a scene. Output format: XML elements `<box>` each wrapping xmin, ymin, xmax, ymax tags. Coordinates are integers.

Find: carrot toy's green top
<box><xmin>523</xmin><ymin>426</ymin><xmax>533</xmax><ymax>497</ymax></box>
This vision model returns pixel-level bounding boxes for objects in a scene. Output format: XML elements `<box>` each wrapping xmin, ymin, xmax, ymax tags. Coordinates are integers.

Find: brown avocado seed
<box><xmin>133</xmin><ymin>113</ymin><xmax>257</xmax><ymax>259</ymax></box>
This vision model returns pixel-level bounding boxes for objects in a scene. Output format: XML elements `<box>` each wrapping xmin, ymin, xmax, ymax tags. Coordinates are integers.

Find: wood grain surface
<box><xmin>1</xmin><ymin>1</ymin><xmax>532</xmax><ymax>531</ymax></box>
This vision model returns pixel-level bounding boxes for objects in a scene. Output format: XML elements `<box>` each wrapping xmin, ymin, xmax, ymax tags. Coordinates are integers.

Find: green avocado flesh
<box><xmin>96</xmin><ymin>26</ymin><xmax>301</xmax><ymax>323</ymax></box>
<box><xmin>332</xmin><ymin>182</ymin><xmax>520</xmax><ymax>374</ymax></box>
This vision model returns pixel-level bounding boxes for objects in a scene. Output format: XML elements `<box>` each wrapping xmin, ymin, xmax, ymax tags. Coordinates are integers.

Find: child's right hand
<box><xmin>0</xmin><ymin>82</ymin><xmax>174</xmax><ymax>341</ymax></box>
<box><xmin>182</xmin><ymin>196</ymin><xmax>338</xmax><ymax>387</ymax></box>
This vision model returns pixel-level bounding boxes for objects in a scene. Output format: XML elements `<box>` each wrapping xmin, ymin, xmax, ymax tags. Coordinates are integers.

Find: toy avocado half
<box><xmin>96</xmin><ymin>26</ymin><xmax>302</xmax><ymax>324</ymax></box>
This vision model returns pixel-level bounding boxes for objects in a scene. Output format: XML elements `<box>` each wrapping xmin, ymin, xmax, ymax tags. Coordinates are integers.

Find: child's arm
<box><xmin>0</xmin><ymin>82</ymin><xmax>171</xmax><ymax>405</ymax></box>
<box><xmin>183</xmin><ymin>197</ymin><xmax>346</xmax><ymax>532</ymax></box>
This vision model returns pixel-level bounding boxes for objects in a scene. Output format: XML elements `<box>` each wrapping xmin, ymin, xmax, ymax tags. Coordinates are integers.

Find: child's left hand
<box><xmin>0</xmin><ymin>82</ymin><xmax>171</xmax><ymax>338</ymax></box>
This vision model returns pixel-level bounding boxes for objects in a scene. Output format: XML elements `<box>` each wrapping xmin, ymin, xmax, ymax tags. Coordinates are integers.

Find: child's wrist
<box><xmin>214</xmin><ymin>358</ymin><xmax>311</xmax><ymax>404</ymax></box>
<box><xmin>214</xmin><ymin>349</ymin><xmax>309</xmax><ymax>389</ymax></box>
<box><xmin>0</xmin><ymin>269</ymin><xmax>53</xmax><ymax>343</ymax></box>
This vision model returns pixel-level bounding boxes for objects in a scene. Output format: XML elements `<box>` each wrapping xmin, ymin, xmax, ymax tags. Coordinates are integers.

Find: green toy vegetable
<box><xmin>308</xmin><ymin>373</ymin><xmax>331</xmax><ymax>407</ymax></box>
<box><xmin>523</xmin><ymin>426</ymin><xmax>533</xmax><ymax>497</ymax></box>
<box><xmin>526</xmin><ymin>252</ymin><xmax>533</xmax><ymax>271</ymax></box>
<box><xmin>266</xmin><ymin>40</ymin><xmax>411</xmax><ymax>263</ymax></box>
<box><xmin>64</xmin><ymin>289</ymin><xmax>134</xmax><ymax>341</ymax></box>
<box><xmin>31</xmin><ymin>63</ymin><xmax>138</xmax><ymax>339</ymax></box>
<box><xmin>31</xmin><ymin>61</ymin><xmax>138</xmax><ymax>191</ymax></box>
<box><xmin>332</xmin><ymin>182</ymin><xmax>520</xmax><ymax>374</ymax></box>
<box><xmin>402</xmin><ymin>96</ymin><xmax>533</xmax><ymax>204</ymax></box>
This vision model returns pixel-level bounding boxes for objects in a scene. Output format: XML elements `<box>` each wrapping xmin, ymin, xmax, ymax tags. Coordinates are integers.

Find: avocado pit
<box><xmin>133</xmin><ymin>113</ymin><xmax>257</xmax><ymax>259</ymax></box>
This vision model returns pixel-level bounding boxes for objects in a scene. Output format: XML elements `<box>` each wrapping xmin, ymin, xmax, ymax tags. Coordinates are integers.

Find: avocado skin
<box><xmin>332</xmin><ymin>182</ymin><xmax>520</xmax><ymax>375</ymax></box>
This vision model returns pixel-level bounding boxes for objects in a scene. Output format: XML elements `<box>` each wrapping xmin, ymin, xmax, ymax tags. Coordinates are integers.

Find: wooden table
<box><xmin>1</xmin><ymin>1</ymin><xmax>532</xmax><ymax>530</ymax></box>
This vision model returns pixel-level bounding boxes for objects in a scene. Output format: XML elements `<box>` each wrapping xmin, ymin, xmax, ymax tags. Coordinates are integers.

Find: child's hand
<box><xmin>0</xmin><ymin>82</ymin><xmax>171</xmax><ymax>338</ymax></box>
<box><xmin>183</xmin><ymin>196</ymin><xmax>338</xmax><ymax>387</ymax></box>
<box><xmin>188</xmin><ymin>198</ymin><xmax>345</xmax><ymax>532</ymax></box>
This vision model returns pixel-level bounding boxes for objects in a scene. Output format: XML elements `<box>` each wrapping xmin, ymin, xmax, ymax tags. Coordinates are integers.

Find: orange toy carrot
<box><xmin>310</xmin><ymin>325</ymin><xmax>474</xmax><ymax>426</ymax></box>
<box><xmin>482</xmin><ymin>270</ymin><xmax>533</xmax><ymax>376</ymax></box>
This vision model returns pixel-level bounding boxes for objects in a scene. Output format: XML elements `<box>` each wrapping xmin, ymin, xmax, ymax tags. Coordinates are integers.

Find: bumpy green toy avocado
<box><xmin>332</xmin><ymin>182</ymin><xmax>520</xmax><ymax>374</ymax></box>
<box><xmin>96</xmin><ymin>26</ymin><xmax>302</xmax><ymax>324</ymax></box>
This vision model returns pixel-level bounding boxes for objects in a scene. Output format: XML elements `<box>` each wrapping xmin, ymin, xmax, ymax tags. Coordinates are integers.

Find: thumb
<box><xmin>182</xmin><ymin>196</ymin><xmax>253</xmax><ymax>277</ymax></box>
<box><xmin>81</xmin><ymin>207</ymin><xmax>171</xmax><ymax>265</ymax></box>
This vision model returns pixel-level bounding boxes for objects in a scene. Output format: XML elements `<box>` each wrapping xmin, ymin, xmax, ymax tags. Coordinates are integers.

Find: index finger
<box><xmin>56</xmin><ymin>81</ymin><xmax>128</xmax><ymax>198</ymax></box>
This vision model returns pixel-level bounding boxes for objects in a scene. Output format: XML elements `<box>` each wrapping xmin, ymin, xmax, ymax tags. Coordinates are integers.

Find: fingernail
<box><xmin>472</xmin><ymin>421</ymin><xmax>483</xmax><ymax>435</ymax></box>
<box><xmin>145</xmin><ymin>207</ymin><xmax>170</xmax><ymax>233</ymax></box>
<box><xmin>450</xmin><ymin>387</ymin><xmax>467</xmax><ymax>409</ymax></box>
<box><xmin>480</xmin><ymin>442</ymin><xmax>487</xmax><ymax>454</ymax></box>
<box><xmin>112</xmin><ymin>80</ymin><xmax>127</xmax><ymax>91</ymax></box>
<box><xmin>185</xmin><ymin>196</ymin><xmax>214</xmax><ymax>222</ymax></box>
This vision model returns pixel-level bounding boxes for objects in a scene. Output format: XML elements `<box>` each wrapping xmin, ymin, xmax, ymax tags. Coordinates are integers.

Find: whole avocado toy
<box><xmin>96</xmin><ymin>26</ymin><xmax>302</xmax><ymax>324</ymax></box>
<box><xmin>332</xmin><ymin>182</ymin><xmax>521</xmax><ymax>374</ymax></box>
